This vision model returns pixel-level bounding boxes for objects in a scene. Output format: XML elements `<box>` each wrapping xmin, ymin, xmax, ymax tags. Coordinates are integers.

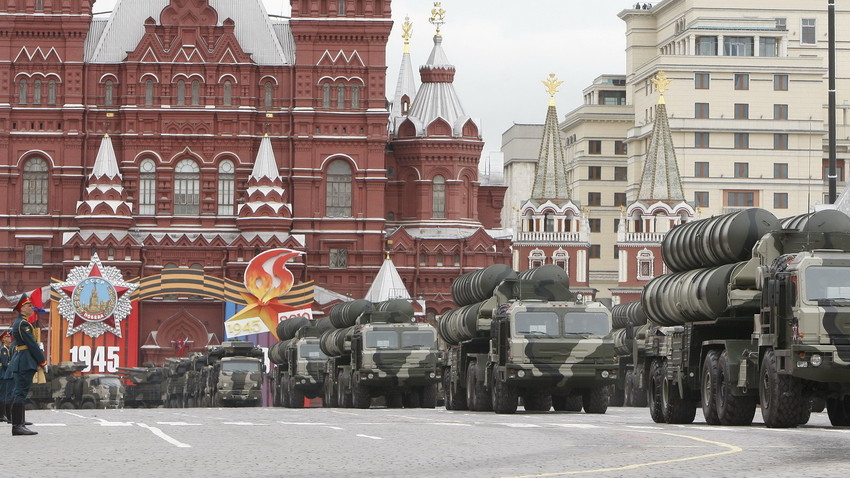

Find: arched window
<box><xmin>529</xmin><ymin>249</ymin><xmax>546</xmax><ymax>269</ymax></box>
<box><xmin>544</xmin><ymin>212</ymin><xmax>555</xmax><ymax>232</ymax></box>
<box><xmin>336</xmin><ymin>83</ymin><xmax>345</xmax><ymax>109</ymax></box>
<box><xmin>191</xmin><ymin>80</ymin><xmax>200</xmax><ymax>106</ymax></box>
<box><xmin>264</xmin><ymin>81</ymin><xmax>273</xmax><ymax>108</ymax></box>
<box><xmin>47</xmin><ymin>79</ymin><xmax>56</xmax><ymax>105</ymax></box>
<box><xmin>432</xmin><ymin>175</ymin><xmax>445</xmax><ymax>218</ymax></box>
<box><xmin>22</xmin><ymin>157</ymin><xmax>48</xmax><ymax>215</ymax></box>
<box><xmin>553</xmin><ymin>249</ymin><xmax>570</xmax><ymax>272</ymax></box>
<box><xmin>217</xmin><ymin>160</ymin><xmax>235</xmax><ymax>215</ymax></box>
<box><xmin>35</xmin><ymin>0</ymin><xmax>43</xmax><ymax>11</ymax></box>
<box><xmin>223</xmin><ymin>80</ymin><xmax>232</xmax><ymax>106</ymax></box>
<box><xmin>173</xmin><ymin>159</ymin><xmax>200</xmax><ymax>215</ymax></box>
<box><xmin>637</xmin><ymin>249</ymin><xmax>655</xmax><ymax>280</ymax></box>
<box><xmin>351</xmin><ymin>84</ymin><xmax>360</xmax><ymax>109</ymax></box>
<box><xmin>138</xmin><ymin>159</ymin><xmax>157</xmax><ymax>215</ymax></box>
<box><xmin>145</xmin><ymin>80</ymin><xmax>154</xmax><ymax>106</ymax></box>
<box><xmin>322</xmin><ymin>83</ymin><xmax>331</xmax><ymax>108</ymax></box>
<box><xmin>176</xmin><ymin>80</ymin><xmax>185</xmax><ymax>106</ymax></box>
<box><xmin>326</xmin><ymin>159</ymin><xmax>352</xmax><ymax>217</ymax></box>
<box><xmin>33</xmin><ymin>79</ymin><xmax>42</xmax><ymax>105</ymax></box>
<box><xmin>19</xmin><ymin>79</ymin><xmax>27</xmax><ymax>104</ymax></box>
<box><xmin>338</xmin><ymin>0</ymin><xmax>345</xmax><ymax>15</ymax></box>
<box><xmin>104</xmin><ymin>80</ymin><xmax>114</xmax><ymax>106</ymax></box>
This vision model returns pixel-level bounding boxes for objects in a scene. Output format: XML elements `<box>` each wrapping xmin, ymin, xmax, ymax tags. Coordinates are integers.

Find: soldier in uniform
<box><xmin>9</xmin><ymin>294</ymin><xmax>46</xmax><ymax>436</ymax></box>
<box><xmin>0</xmin><ymin>329</ymin><xmax>11</xmax><ymax>422</ymax></box>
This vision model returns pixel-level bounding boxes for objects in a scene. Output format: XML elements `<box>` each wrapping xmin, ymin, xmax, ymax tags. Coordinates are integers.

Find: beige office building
<box><xmin>501</xmin><ymin>0</ymin><xmax>850</xmax><ymax>298</ymax></box>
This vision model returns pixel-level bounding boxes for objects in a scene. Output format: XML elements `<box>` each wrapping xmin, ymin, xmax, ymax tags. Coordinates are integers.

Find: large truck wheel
<box><xmin>491</xmin><ymin>374</ymin><xmax>518</xmax><ymax>414</ymax></box>
<box><xmin>826</xmin><ymin>396</ymin><xmax>850</xmax><ymax>426</ymax></box>
<box><xmin>716</xmin><ymin>350</ymin><xmax>756</xmax><ymax>426</ymax></box>
<box><xmin>621</xmin><ymin>372</ymin><xmax>633</xmax><ymax>407</ymax></box>
<box><xmin>701</xmin><ymin>349</ymin><xmax>721</xmax><ymax>425</ymax></box>
<box><xmin>647</xmin><ymin>359</ymin><xmax>664</xmax><ymax>423</ymax></box>
<box><xmin>810</xmin><ymin>397</ymin><xmax>826</xmax><ymax>413</ymax></box>
<box><xmin>420</xmin><ymin>384</ymin><xmax>438</xmax><ymax>409</ymax></box>
<box><xmin>337</xmin><ymin>371</ymin><xmax>353</xmax><ymax>408</ymax></box>
<box><xmin>629</xmin><ymin>374</ymin><xmax>648</xmax><ymax>408</ymax></box>
<box><xmin>351</xmin><ymin>378</ymin><xmax>370</xmax><ymax>409</ymax></box>
<box><xmin>661</xmin><ymin>360</ymin><xmax>696</xmax><ymax>424</ymax></box>
<box><xmin>446</xmin><ymin>367</ymin><xmax>468</xmax><ymax>411</ymax></box>
<box><xmin>466</xmin><ymin>362</ymin><xmax>492</xmax><ymax>412</ymax></box>
<box><xmin>323</xmin><ymin>376</ymin><xmax>338</xmax><ymax>408</ymax></box>
<box><xmin>282</xmin><ymin>376</ymin><xmax>292</xmax><ymax>408</ymax></box>
<box><xmin>582</xmin><ymin>386</ymin><xmax>609</xmax><ymax>414</ymax></box>
<box><xmin>60</xmin><ymin>401</ymin><xmax>75</xmax><ymax>410</ymax></box>
<box><xmin>386</xmin><ymin>391</ymin><xmax>404</xmax><ymax>409</ymax></box>
<box><xmin>402</xmin><ymin>390</ymin><xmax>421</xmax><ymax>408</ymax></box>
<box><xmin>289</xmin><ymin>380</ymin><xmax>306</xmax><ymax>409</ymax></box>
<box><xmin>524</xmin><ymin>392</ymin><xmax>551</xmax><ymax>412</ymax></box>
<box><xmin>759</xmin><ymin>349</ymin><xmax>804</xmax><ymax>428</ymax></box>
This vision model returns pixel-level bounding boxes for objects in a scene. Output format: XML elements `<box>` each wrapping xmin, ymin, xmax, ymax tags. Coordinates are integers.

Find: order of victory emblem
<box><xmin>52</xmin><ymin>253</ymin><xmax>137</xmax><ymax>338</ymax></box>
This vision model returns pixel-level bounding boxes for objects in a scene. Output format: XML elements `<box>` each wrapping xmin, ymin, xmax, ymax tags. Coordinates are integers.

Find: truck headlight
<box><xmin>367</xmin><ymin>373</ymin><xmax>375</xmax><ymax>379</ymax></box>
<box><xmin>517</xmin><ymin>370</ymin><xmax>526</xmax><ymax>378</ymax></box>
<box><xmin>601</xmin><ymin>370</ymin><xmax>610</xmax><ymax>378</ymax></box>
<box><xmin>811</xmin><ymin>354</ymin><xmax>823</xmax><ymax>367</ymax></box>
<box><xmin>429</xmin><ymin>372</ymin><xmax>436</xmax><ymax>379</ymax></box>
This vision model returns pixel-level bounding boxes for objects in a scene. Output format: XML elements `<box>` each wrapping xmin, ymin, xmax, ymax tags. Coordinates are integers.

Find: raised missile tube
<box><xmin>319</xmin><ymin>326</ymin><xmax>355</xmax><ymax>357</ymax></box>
<box><xmin>329</xmin><ymin>299</ymin><xmax>373</xmax><ymax>328</ymax></box>
<box><xmin>451</xmin><ymin>264</ymin><xmax>517</xmax><ymax>307</ymax></box>
<box><xmin>612</xmin><ymin>301</ymin><xmax>648</xmax><ymax>329</ymax></box>
<box><xmin>641</xmin><ymin>263</ymin><xmax>741</xmax><ymax>326</ymax></box>
<box><xmin>437</xmin><ymin>302</ymin><xmax>487</xmax><ymax>346</ymax></box>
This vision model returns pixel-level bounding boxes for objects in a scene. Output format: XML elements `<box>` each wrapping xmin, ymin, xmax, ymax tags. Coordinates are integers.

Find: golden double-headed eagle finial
<box><xmin>402</xmin><ymin>16</ymin><xmax>412</xmax><ymax>53</ymax></box>
<box><xmin>542</xmin><ymin>73</ymin><xmax>564</xmax><ymax>106</ymax></box>
<box><xmin>651</xmin><ymin>71</ymin><xmax>672</xmax><ymax>104</ymax></box>
<box><xmin>429</xmin><ymin>2</ymin><xmax>446</xmax><ymax>37</ymax></box>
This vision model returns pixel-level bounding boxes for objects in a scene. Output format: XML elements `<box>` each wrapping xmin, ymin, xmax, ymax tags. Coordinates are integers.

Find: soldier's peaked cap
<box><xmin>0</xmin><ymin>329</ymin><xmax>10</xmax><ymax>339</ymax></box>
<box><xmin>11</xmin><ymin>293</ymin><xmax>30</xmax><ymax>312</ymax></box>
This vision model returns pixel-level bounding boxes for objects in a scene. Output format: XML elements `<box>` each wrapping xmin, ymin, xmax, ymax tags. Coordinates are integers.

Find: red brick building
<box><xmin>0</xmin><ymin>0</ymin><xmax>509</xmax><ymax>361</ymax></box>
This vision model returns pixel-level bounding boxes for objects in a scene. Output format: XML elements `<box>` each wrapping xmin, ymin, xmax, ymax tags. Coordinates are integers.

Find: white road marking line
<box><xmin>356</xmin><ymin>434</ymin><xmax>383</xmax><ymax>440</ymax></box>
<box><xmin>136</xmin><ymin>423</ymin><xmax>191</xmax><ymax>448</ymax></box>
<box><xmin>223</xmin><ymin>422</ymin><xmax>263</xmax><ymax>426</ymax></box>
<box><xmin>277</xmin><ymin>422</ymin><xmax>329</xmax><ymax>425</ymax></box>
<box><xmin>550</xmin><ymin>423</ymin><xmax>600</xmax><ymax>429</ymax></box>
<box><xmin>688</xmin><ymin>426</ymin><xmax>743</xmax><ymax>432</ymax></box>
<box><xmin>427</xmin><ymin>422</ymin><xmax>472</xmax><ymax>426</ymax></box>
<box><xmin>30</xmin><ymin>424</ymin><xmax>66</xmax><ymax>427</ymax></box>
<box><xmin>626</xmin><ymin>425</ymin><xmax>664</xmax><ymax>429</ymax></box>
<box><xmin>325</xmin><ymin>426</ymin><xmax>345</xmax><ymax>430</ymax></box>
<box><xmin>500</xmin><ymin>423</ymin><xmax>542</xmax><ymax>428</ymax></box>
<box><xmin>62</xmin><ymin>412</ymin><xmax>87</xmax><ymax>419</ymax></box>
<box><xmin>156</xmin><ymin>422</ymin><xmax>202</xmax><ymax>426</ymax></box>
<box><xmin>94</xmin><ymin>419</ymin><xmax>134</xmax><ymax>427</ymax></box>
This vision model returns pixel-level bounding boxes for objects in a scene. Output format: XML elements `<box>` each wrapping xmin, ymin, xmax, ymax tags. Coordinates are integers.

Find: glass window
<box><xmin>614</xmin><ymin>167</ymin><xmax>627</xmax><ymax>181</ymax></box>
<box><xmin>19</xmin><ymin>79</ymin><xmax>27</xmax><ymax>104</ymax></box>
<box><xmin>589</xmin><ymin>245</ymin><xmax>601</xmax><ymax>259</ymax></box>
<box><xmin>221</xmin><ymin>360</ymin><xmax>262</xmax><ymax>373</ymax></box>
<box><xmin>695</xmin><ymin>132</ymin><xmax>710</xmax><ymax>148</ymax></box>
<box><xmin>264</xmin><ymin>81</ymin><xmax>273</xmax><ymax>108</ymax></box>
<box><xmin>191</xmin><ymin>80</ymin><xmax>200</xmax><ymax>106</ymax></box>
<box><xmin>774</xmin><ymin>163</ymin><xmax>788</xmax><ymax>179</ymax></box>
<box><xmin>299</xmin><ymin>344</ymin><xmax>327</xmax><ymax>360</ymax></box>
<box><xmin>401</xmin><ymin>330</ymin><xmax>435</xmax><ymax>348</ymax></box>
<box><xmin>564</xmin><ymin>312</ymin><xmax>610</xmax><ymax>336</ymax></box>
<box><xmin>338</xmin><ymin>0</ymin><xmax>345</xmax><ymax>15</ymax></box>
<box><xmin>588</xmin><ymin>192</ymin><xmax>601</xmax><ymax>207</ymax></box>
<box><xmin>588</xmin><ymin>140</ymin><xmax>602</xmax><ymax>154</ymax></box>
<box><xmin>774</xmin><ymin>104</ymin><xmax>788</xmax><ymax>120</ymax></box>
<box><xmin>544</xmin><ymin>213</ymin><xmax>554</xmax><ymax>232</ymax></box>
<box><xmin>351</xmin><ymin>84</ymin><xmax>360</xmax><ymax>109</ymax></box>
<box><xmin>104</xmin><ymin>80</ymin><xmax>114</xmax><ymax>106</ymax></box>
<box><xmin>364</xmin><ymin>331</ymin><xmax>399</xmax><ymax>349</ymax></box>
<box><xmin>734</xmin><ymin>162</ymin><xmax>749</xmax><ymax>178</ymax></box>
<box><xmin>432</xmin><ymin>175</ymin><xmax>445</xmax><ymax>218</ymax></box>
<box><xmin>336</xmin><ymin>83</ymin><xmax>345</xmax><ymax>109</ymax></box>
<box><xmin>774</xmin><ymin>74</ymin><xmax>789</xmax><ymax>91</ymax></box>
<box><xmin>696</xmin><ymin>36</ymin><xmax>717</xmax><ymax>56</ymax></box>
<box><xmin>322</xmin><ymin>83</ymin><xmax>331</xmax><ymax>108</ymax></box>
<box><xmin>48</xmin><ymin>79</ymin><xmax>56</xmax><ymax>105</ymax></box>
<box><xmin>695</xmin><ymin>72</ymin><xmax>710</xmax><ymax>89</ymax></box>
<box><xmin>330</xmin><ymin>248</ymin><xmax>348</xmax><ymax>268</ymax></box>
<box><xmin>804</xmin><ymin>266</ymin><xmax>850</xmax><ymax>301</ymax></box>
<box><xmin>614</xmin><ymin>192</ymin><xmax>627</xmax><ymax>207</ymax></box>
<box><xmin>774</xmin><ymin>192</ymin><xmax>789</xmax><ymax>209</ymax></box>
<box><xmin>588</xmin><ymin>166</ymin><xmax>602</xmax><ymax>180</ymax></box>
<box><xmin>145</xmin><ymin>79</ymin><xmax>154</xmax><ymax>106</ymax></box>
<box><xmin>760</xmin><ymin>37</ymin><xmax>779</xmax><ymax>57</ymax></box>
<box><xmin>24</xmin><ymin>244</ymin><xmax>43</xmax><ymax>265</ymax></box>
<box><xmin>515</xmin><ymin>311</ymin><xmax>559</xmax><ymax>337</ymax></box>
<box><xmin>176</xmin><ymin>80</ymin><xmax>185</xmax><ymax>106</ymax></box>
<box><xmin>726</xmin><ymin>191</ymin><xmax>755</xmax><ymax>207</ymax></box>
<box><xmin>734</xmin><ymin>103</ymin><xmax>749</xmax><ymax>119</ymax></box>
<box><xmin>173</xmin><ymin>159</ymin><xmax>200</xmax><ymax>215</ymax></box>
<box><xmin>223</xmin><ymin>80</ymin><xmax>232</xmax><ymax>106</ymax></box>
<box><xmin>33</xmin><ymin>79</ymin><xmax>42</xmax><ymax>105</ymax></box>
<box><xmin>614</xmin><ymin>141</ymin><xmax>627</xmax><ymax>155</ymax></box>
<box><xmin>734</xmin><ymin>74</ymin><xmax>749</xmax><ymax>90</ymax></box>
<box><xmin>724</xmin><ymin>36</ymin><xmax>754</xmax><ymax>56</ymax></box>
<box><xmin>802</xmin><ymin>18</ymin><xmax>816</xmax><ymax>45</ymax></box>
<box><xmin>589</xmin><ymin>218</ymin><xmax>601</xmax><ymax>233</ymax></box>
<box><xmin>734</xmin><ymin>133</ymin><xmax>749</xmax><ymax>149</ymax></box>
<box><xmin>23</xmin><ymin>157</ymin><xmax>48</xmax><ymax>215</ymax></box>
<box><xmin>139</xmin><ymin>159</ymin><xmax>157</xmax><ymax>215</ymax></box>
<box><xmin>774</xmin><ymin>133</ymin><xmax>789</xmax><ymax>150</ymax></box>
<box><xmin>326</xmin><ymin>159</ymin><xmax>352</xmax><ymax>217</ymax></box>
<box><xmin>217</xmin><ymin>160</ymin><xmax>235</xmax><ymax>215</ymax></box>
<box><xmin>695</xmin><ymin>191</ymin><xmax>709</xmax><ymax>208</ymax></box>
<box><xmin>695</xmin><ymin>102</ymin><xmax>709</xmax><ymax>119</ymax></box>
<box><xmin>695</xmin><ymin>162</ymin><xmax>709</xmax><ymax>178</ymax></box>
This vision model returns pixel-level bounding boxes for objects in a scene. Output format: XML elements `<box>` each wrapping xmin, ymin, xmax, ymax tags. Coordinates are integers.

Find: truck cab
<box><xmin>214</xmin><ymin>356</ymin><xmax>264</xmax><ymax>406</ymax></box>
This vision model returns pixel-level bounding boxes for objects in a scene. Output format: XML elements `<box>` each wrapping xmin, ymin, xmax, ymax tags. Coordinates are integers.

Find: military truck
<box><xmin>269</xmin><ymin>321</ymin><xmax>331</xmax><ymax>408</ymax></box>
<box><xmin>56</xmin><ymin>373</ymin><xmax>125</xmax><ymax>409</ymax></box>
<box><xmin>320</xmin><ymin>299</ymin><xmax>441</xmax><ymax>409</ymax></box>
<box><xmin>640</xmin><ymin>208</ymin><xmax>850</xmax><ymax>428</ymax></box>
<box><xmin>162</xmin><ymin>357</ymin><xmax>192</xmax><ymax>408</ymax></box>
<box><xmin>201</xmin><ymin>341</ymin><xmax>265</xmax><ymax>407</ymax></box>
<box><xmin>440</xmin><ymin>264</ymin><xmax>618</xmax><ymax>414</ymax></box>
<box><xmin>118</xmin><ymin>365</ymin><xmax>166</xmax><ymax>408</ymax></box>
<box><xmin>608</xmin><ymin>301</ymin><xmax>650</xmax><ymax>407</ymax></box>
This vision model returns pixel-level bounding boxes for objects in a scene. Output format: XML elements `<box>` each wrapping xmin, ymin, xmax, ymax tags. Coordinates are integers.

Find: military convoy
<box><xmin>28</xmin><ymin>362</ymin><xmax>124</xmax><ymax>409</ymax></box>
<box><xmin>319</xmin><ymin>299</ymin><xmax>441</xmax><ymax>409</ymax></box>
<box><xmin>439</xmin><ymin>264</ymin><xmax>618</xmax><ymax>414</ymax></box>
<box><xmin>609</xmin><ymin>301</ymin><xmax>649</xmax><ymax>407</ymax></box>
<box><xmin>622</xmin><ymin>208</ymin><xmax>850</xmax><ymax>428</ymax></box>
<box><xmin>269</xmin><ymin>320</ymin><xmax>332</xmax><ymax>408</ymax></box>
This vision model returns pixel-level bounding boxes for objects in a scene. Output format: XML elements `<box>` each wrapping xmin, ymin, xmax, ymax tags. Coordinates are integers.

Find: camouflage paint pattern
<box><xmin>355</xmin><ymin>323</ymin><xmax>441</xmax><ymax>387</ymax></box>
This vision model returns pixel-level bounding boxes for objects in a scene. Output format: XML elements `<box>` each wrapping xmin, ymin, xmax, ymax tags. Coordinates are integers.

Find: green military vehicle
<box><xmin>202</xmin><ymin>341</ymin><xmax>265</xmax><ymax>407</ymax></box>
<box><xmin>639</xmin><ymin>209</ymin><xmax>850</xmax><ymax>428</ymax></box>
<box><xmin>118</xmin><ymin>365</ymin><xmax>166</xmax><ymax>408</ymax></box>
<box><xmin>162</xmin><ymin>357</ymin><xmax>192</xmax><ymax>408</ymax></box>
<box><xmin>440</xmin><ymin>264</ymin><xmax>618</xmax><ymax>414</ymax></box>
<box><xmin>321</xmin><ymin>299</ymin><xmax>441</xmax><ymax>409</ymax></box>
<box><xmin>608</xmin><ymin>301</ymin><xmax>649</xmax><ymax>407</ymax></box>
<box><xmin>270</xmin><ymin>324</ymin><xmax>330</xmax><ymax>408</ymax></box>
<box><xmin>28</xmin><ymin>362</ymin><xmax>124</xmax><ymax>409</ymax></box>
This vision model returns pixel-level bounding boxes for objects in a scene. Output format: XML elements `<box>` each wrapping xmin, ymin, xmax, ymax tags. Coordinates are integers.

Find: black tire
<box><xmin>351</xmin><ymin>377</ymin><xmax>370</xmax><ymax>409</ymax></box>
<box><xmin>491</xmin><ymin>373</ymin><xmax>518</xmax><ymax>414</ymax></box>
<box><xmin>798</xmin><ymin>406</ymin><xmax>812</xmax><ymax>425</ymax></box>
<box><xmin>282</xmin><ymin>375</ymin><xmax>292</xmax><ymax>408</ymax></box>
<box><xmin>582</xmin><ymin>386</ymin><xmax>609</xmax><ymax>414</ymax></box>
<box><xmin>81</xmin><ymin>401</ymin><xmax>96</xmax><ymax>409</ymax></box>
<box><xmin>810</xmin><ymin>397</ymin><xmax>826</xmax><ymax>413</ymax></box>
<box><xmin>628</xmin><ymin>371</ymin><xmax>648</xmax><ymax>408</ymax></box>
<box><xmin>611</xmin><ymin>382</ymin><xmax>626</xmax><ymax>407</ymax></box>
<box><xmin>60</xmin><ymin>401</ymin><xmax>75</xmax><ymax>410</ymax></box>
<box><xmin>716</xmin><ymin>350</ymin><xmax>756</xmax><ymax>426</ymax></box>
<box><xmin>553</xmin><ymin>392</ymin><xmax>583</xmax><ymax>412</ymax></box>
<box><xmin>420</xmin><ymin>384</ymin><xmax>438</xmax><ymax>409</ymax></box>
<box><xmin>661</xmin><ymin>360</ymin><xmax>697</xmax><ymax>424</ymax></box>
<box><xmin>290</xmin><ymin>380</ymin><xmax>306</xmax><ymax>409</ymax></box>
<box><xmin>442</xmin><ymin>371</ymin><xmax>454</xmax><ymax>410</ymax></box>
<box><xmin>403</xmin><ymin>390</ymin><xmax>421</xmax><ymax>408</ymax></box>
<box><xmin>386</xmin><ymin>391</ymin><xmax>404</xmax><ymax>409</ymax></box>
<box><xmin>826</xmin><ymin>396</ymin><xmax>850</xmax><ymax>426</ymax></box>
<box><xmin>647</xmin><ymin>359</ymin><xmax>664</xmax><ymax>423</ymax></box>
<box><xmin>466</xmin><ymin>362</ymin><xmax>492</xmax><ymax>411</ymax></box>
<box><xmin>759</xmin><ymin>349</ymin><xmax>804</xmax><ymax>428</ymax></box>
<box><xmin>323</xmin><ymin>375</ymin><xmax>338</xmax><ymax>408</ymax></box>
<box><xmin>701</xmin><ymin>349</ymin><xmax>721</xmax><ymax>425</ymax></box>
<box><xmin>337</xmin><ymin>371</ymin><xmax>353</xmax><ymax>408</ymax></box>
<box><xmin>524</xmin><ymin>392</ymin><xmax>552</xmax><ymax>412</ymax></box>
<box><xmin>446</xmin><ymin>368</ymin><xmax>468</xmax><ymax>411</ymax></box>
<box><xmin>622</xmin><ymin>372</ymin><xmax>634</xmax><ymax>407</ymax></box>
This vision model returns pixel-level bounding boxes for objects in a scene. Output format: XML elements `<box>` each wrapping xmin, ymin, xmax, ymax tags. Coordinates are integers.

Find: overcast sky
<box><xmin>92</xmin><ymin>0</ymin><xmax>629</xmax><ymax>158</ymax></box>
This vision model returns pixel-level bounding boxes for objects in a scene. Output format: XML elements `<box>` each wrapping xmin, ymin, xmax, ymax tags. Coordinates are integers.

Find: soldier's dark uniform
<box><xmin>0</xmin><ymin>330</ymin><xmax>11</xmax><ymax>422</ymax></box>
<box><xmin>9</xmin><ymin>294</ymin><xmax>45</xmax><ymax>436</ymax></box>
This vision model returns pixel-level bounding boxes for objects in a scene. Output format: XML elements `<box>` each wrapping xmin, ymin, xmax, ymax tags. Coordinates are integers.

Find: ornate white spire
<box><xmin>531</xmin><ymin>75</ymin><xmax>570</xmax><ymax>201</ymax></box>
<box><xmin>637</xmin><ymin>72</ymin><xmax>685</xmax><ymax>202</ymax></box>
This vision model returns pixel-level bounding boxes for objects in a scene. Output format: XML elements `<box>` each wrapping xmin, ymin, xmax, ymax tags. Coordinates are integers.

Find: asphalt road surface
<box><xmin>5</xmin><ymin>406</ymin><xmax>850</xmax><ymax>478</ymax></box>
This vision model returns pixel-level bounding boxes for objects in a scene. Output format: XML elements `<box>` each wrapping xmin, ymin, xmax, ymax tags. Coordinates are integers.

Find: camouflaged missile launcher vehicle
<box><xmin>440</xmin><ymin>264</ymin><xmax>618</xmax><ymax>414</ymax></box>
<box><xmin>321</xmin><ymin>300</ymin><xmax>441</xmax><ymax>409</ymax></box>
<box><xmin>608</xmin><ymin>301</ymin><xmax>650</xmax><ymax>407</ymax></box>
<box><xmin>201</xmin><ymin>341</ymin><xmax>265</xmax><ymax>407</ymax></box>
<box><xmin>640</xmin><ymin>209</ymin><xmax>850</xmax><ymax>428</ymax></box>
<box><xmin>269</xmin><ymin>324</ymin><xmax>330</xmax><ymax>408</ymax></box>
<box><xmin>118</xmin><ymin>365</ymin><xmax>166</xmax><ymax>408</ymax></box>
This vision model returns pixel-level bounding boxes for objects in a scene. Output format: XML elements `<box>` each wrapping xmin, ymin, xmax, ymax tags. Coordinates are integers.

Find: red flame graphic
<box><xmin>244</xmin><ymin>249</ymin><xmax>300</xmax><ymax>304</ymax></box>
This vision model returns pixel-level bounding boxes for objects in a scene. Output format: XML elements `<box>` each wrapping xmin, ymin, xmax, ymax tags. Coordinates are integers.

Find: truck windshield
<box><xmin>401</xmin><ymin>330</ymin><xmax>435</xmax><ymax>348</ymax></box>
<box><xmin>221</xmin><ymin>360</ymin><xmax>261</xmax><ymax>373</ymax></box>
<box><xmin>299</xmin><ymin>344</ymin><xmax>327</xmax><ymax>360</ymax></box>
<box><xmin>515</xmin><ymin>311</ymin><xmax>560</xmax><ymax>337</ymax></box>
<box><xmin>93</xmin><ymin>377</ymin><xmax>123</xmax><ymax>388</ymax></box>
<box><xmin>364</xmin><ymin>331</ymin><xmax>399</xmax><ymax>349</ymax></box>
<box><xmin>805</xmin><ymin>266</ymin><xmax>850</xmax><ymax>301</ymax></box>
<box><xmin>564</xmin><ymin>312</ymin><xmax>610</xmax><ymax>336</ymax></box>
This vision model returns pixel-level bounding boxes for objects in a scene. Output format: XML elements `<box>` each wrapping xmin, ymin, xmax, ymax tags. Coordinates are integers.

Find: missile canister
<box><xmin>612</xmin><ymin>301</ymin><xmax>648</xmax><ymax>329</ymax></box>
<box><xmin>451</xmin><ymin>264</ymin><xmax>517</xmax><ymax>307</ymax></box>
<box><xmin>661</xmin><ymin>208</ymin><xmax>779</xmax><ymax>272</ymax></box>
<box><xmin>268</xmin><ymin>339</ymin><xmax>294</xmax><ymax>366</ymax></box>
<box><xmin>329</xmin><ymin>299</ymin><xmax>372</xmax><ymax>328</ymax></box>
<box><xmin>781</xmin><ymin>209</ymin><xmax>850</xmax><ymax>233</ymax></box>
<box><xmin>373</xmin><ymin>299</ymin><xmax>415</xmax><ymax>323</ymax></box>
<box><xmin>319</xmin><ymin>326</ymin><xmax>354</xmax><ymax>357</ymax></box>
<box><xmin>513</xmin><ymin>264</ymin><xmax>571</xmax><ymax>301</ymax></box>
<box><xmin>642</xmin><ymin>263</ymin><xmax>739</xmax><ymax>326</ymax></box>
<box><xmin>438</xmin><ymin>302</ymin><xmax>486</xmax><ymax>346</ymax></box>
<box><xmin>276</xmin><ymin>316</ymin><xmax>311</xmax><ymax>341</ymax></box>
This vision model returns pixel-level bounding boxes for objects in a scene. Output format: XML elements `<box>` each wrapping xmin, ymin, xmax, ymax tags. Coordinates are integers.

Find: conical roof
<box><xmin>531</xmin><ymin>101</ymin><xmax>570</xmax><ymax>201</ymax></box>
<box><xmin>390</xmin><ymin>17</ymin><xmax>417</xmax><ymax>121</ymax></box>
<box><xmin>637</xmin><ymin>101</ymin><xmax>685</xmax><ymax>202</ymax></box>
<box><xmin>91</xmin><ymin>134</ymin><xmax>121</xmax><ymax>179</ymax></box>
<box><xmin>251</xmin><ymin>135</ymin><xmax>279</xmax><ymax>181</ymax></box>
<box><xmin>407</xmin><ymin>35</ymin><xmax>470</xmax><ymax>131</ymax></box>
<box><xmin>364</xmin><ymin>257</ymin><xmax>411</xmax><ymax>302</ymax></box>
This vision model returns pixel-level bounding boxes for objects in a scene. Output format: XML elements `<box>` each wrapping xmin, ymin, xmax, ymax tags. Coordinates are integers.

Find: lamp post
<box><xmin>828</xmin><ymin>0</ymin><xmax>837</xmax><ymax>203</ymax></box>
